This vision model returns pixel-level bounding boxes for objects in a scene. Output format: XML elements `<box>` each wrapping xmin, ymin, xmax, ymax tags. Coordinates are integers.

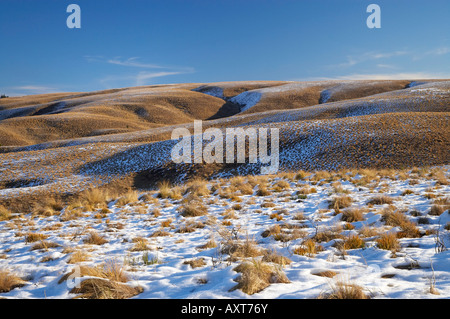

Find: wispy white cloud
<box><xmin>412</xmin><ymin>47</ymin><xmax>450</xmax><ymax>60</ymax></box>
<box><xmin>6</xmin><ymin>85</ymin><xmax>63</xmax><ymax>96</ymax></box>
<box><xmin>86</xmin><ymin>55</ymin><xmax>194</xmax><ymax>88</ymax></box>
<box><xmin>135</xmin><ymin>71</ymin><xmax>184</xmax><ymax>86</ymax></box>
<box><xmin>334</xmin><ymin>50</ymin><xmax>409</xmax><ymax>68</ymax></box>
<box><xmin>308</xmin><ymin>72</ymin><xmax>450</xmax><ymax>81</ymax></box>
<box><xmin>106</xmin><ymin>57</ymin><xmax>166</xmax><ymax>69</ymax></box>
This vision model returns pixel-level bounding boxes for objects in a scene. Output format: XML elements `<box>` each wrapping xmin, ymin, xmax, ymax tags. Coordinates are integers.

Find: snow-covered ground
<box><xmin>1</xmin><ymin>167</ymin><xmax>449</xmax><ymax>299</ymax></box>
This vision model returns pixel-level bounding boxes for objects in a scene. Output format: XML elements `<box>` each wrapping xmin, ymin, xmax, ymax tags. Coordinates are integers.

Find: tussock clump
<box><xmin>0</xmin><ymin>205</ymin><xmax>12</xmax><ymax>221</ymax></box>
<box><xmin>157</xmin><ymin>181</ymin><xmax>182</xmax><ymax>200</ymax></box>
<box><xmin>381</xmin><ymin>208</ymin><xmax>420</xmax><ymax>238</ymax></box>
<box><xmin>272</xmin><ymin>180</ymin><xmax>290</xmax><ymax>191</ymax></box>
<box><xmin>60</xmin><ymin>208</ymin><xmax>85</xmax><ymax>222</ymax></box>
<box><xmin>25</xmin><ymin>232</ymin><xmax>49</xmax><ymax>243</ymax></box>
<box><xmin>262</xmin><ymin>250</ymin><xmax>292</xmax><ymax>266</ymax></box>
<box><xmin>342</xmin><ymin>235</ymin><xmax>365</xmax><ymax>250</ymax></box>
<box><xmin>70</xmin><ymin>278</ymin><xmax>143</xmax><ymax>299</ymax></box>
<box><xmin>79</xmin><ymin>188</ymin><xmax>111</xmax><ymax>210</ymax></box>
<box><xmin>185</xmin><ymin>179</ymin><xmax>210</xmax><ymax>197</ymax></box>
<box><xmin>368</xmin><ymin>195</ymin><xmax>394</xmax><ymax>205</ymax></box>
<box><xmin>180</xmin><ymin>201</ymin><xmax>208</xmax><ymax>217</ymax></box>
<box><xmin>33</xmin><ymin>197</ymin><xmax>65</xmax><ymax>217</ymax></box>
<box><xmin>30</xmin><ymin>241</ymin><xmax>61</xmax><ymax>251</ymax></box>
<box><xmin>376</xmin><ymin>233</ymin><xmax>401</xmax><ymax>251</ymax></box>
<box><xmin>0</xmin><ymin>269</ymin><xmax>26</xmax><ymax>293</ymax></box>
<box><xmin>329</xmin><ymin>196</ymin><xmax>353</xmax><ymax>210</ymax></box>
<box><xmin>430</xmin><ymin>205</ymin><xmax>446</xmax><ymax>216</ymax></box>
<box><xmin>294</xmin><ymin>239</ymin><xmax>324</xmax><ymax>257</ymax></box>
<box><xmin>313</xmin><ymin>228</ymin><xmax>344</xmax><ymax>243</ymax></box>
<box><xmin>64</xmin><ymin>262</ymin><xmax>142</xmax><ymax>299</ymax></box>
<box><xmin>231</xmin><ymin>260</ymin><xmax>290</xmax><ymax>295</ymax></box>
<box><xmin>256</xmin><ymin>185</ymin><xmax>271</xmax><ymax>196</ymax></box>
<box><xmin>341</xmin><ymin>208</ymin><xmax>365</xmax><ymax>222</ymax></box>
<box><xmin>83</xmin><ymin>231</ymin><xmax>108</xmax><ymax>245</ymax></box>
<box><xmin>311</xmin><ymin>270</ymin><xmax>338</xmax><ymax>278</ymax></box>
<box><xmin>221</xmin><ymin>238</ymin><xmax>263</xmax><ymax>260</ymax></box>
<box><xmin>67</xmin><ymin>250</ymin><xmax>91</xmax><ymax>264</ymax></box>
<box><xmin>318</xmin><ymin>280</ymin><xmax>370</xmax><ymax>299</ymax></box>
<box><xmin>261</xmin><ymin>225</ymin><xmax>282</xmax><ymax>238</ymax></box>
<box><xmin>183</xmin><ymin>258</ymin><xmax>206</xmax><ymax>269</ymax></box>
<box><xmin>116</xmin><ymin>190</ymin><xmax>139</xmax><ymax>207</ymax></box>
<box><xmin>130</xmin><ymin>238</ymin><xmax>151</xmax><ymax>252</ymax></box>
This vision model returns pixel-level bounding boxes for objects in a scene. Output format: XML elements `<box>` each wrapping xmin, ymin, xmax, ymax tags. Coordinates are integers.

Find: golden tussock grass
<box><xmin>180</xmin><ymin>201</ymin><xmax>208</xmax><ymax>217</ymax></box>
<box><xmin>61</xmin><ymin>261</ymin><xmax>143</xmax><ymax>299</ymax></box>
<box><xmin>25</xmin><ymin>232</ymin><xmax>49</xmax><ymax>243</ymax></box>
<box><xmin>70</xmin><ymin>278</ymin><xmax>143</xmax><ymax>299</ymax></box>
<box><xmin>329</xmin><ymin>195</ymin><xmax>353</xmax><ymax>210</ymax></box>
<box><xmin>368</xmin><ymin>195</ymin><xmax>394</xmax><ymax>205</ymax></box>
<box><xmin>0</xmin><ymin>205</ymin><xmax>12</xmax><ymax>221</ymax></box>
<box><xmin>185</xmin><ymin>178</ymin><xmax>210</xmax><ymax>197</ymax></box>
<box><xmin>83</xmin><ymin>231</ymin><xmax>108</xmax><ymax>245</ymax></box>
<box><xmin>341</xmin><ymin>208</ymin><xmax>365</xmax><ymax>222</ymax></box>
<box><xmin>115</xmin><ymin>190</ymin><xmax>139</xmax><ymax>207</ymax></box>
<box><xmin>183</xmin><ymin>258</ymin><xmax>206</xmax><ymax>269</ymax></box>
<box><xmin>0</xmin><ymin>269</ymin><xmax>26</xmax><ymax>293</ymax></box>
<box><xmin>376</xmin><ymin>232</ymin><xmax>401</xmax><ymax>251</ymax></box>
<box><xmin>311</xmin><ymin>270</ymin><xmax>338</xmax><ymax>278</ymax></box>
<box><xmin>130</xmin><ymin>238</ymin><xmax>152</xmax><ymax>252</ymax></box>
<box><xmin>318</xmin><ymin>280</ymin><xmax>370</xmax><ymax>299</ymax></box>
<box><xmin>261</xmin><ymin>249</ymin><xmax>292</xmax><ymax>266</ymax></box>
<box><xmin>30</xmin><ymin>240</ymin><xmax>61</xmax><ymax>251</ymax></box>
<box><xmin>342</xmin><ymin>235</ymin><xmax>365</xmax><ymax>250</ymax></box>
<box><xmin>67</xmin><ymin>250</ymin><xmax>91</xmax><ymax>264</ymax></box>
<box><xmin>231</xmin><ymin>260</ymin><xmax>290</xmax><ymax>295</ymax></box>
<box><xmin>294</xmin><ymin>239</ymin><xmax>324</xmax><ymax>257</ymax></box>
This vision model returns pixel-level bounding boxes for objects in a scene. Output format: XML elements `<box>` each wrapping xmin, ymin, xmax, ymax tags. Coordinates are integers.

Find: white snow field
<box><xmin>0</xmin><ymin>167</ymin><xmax>449</xmax><ymax>299</ymax></box>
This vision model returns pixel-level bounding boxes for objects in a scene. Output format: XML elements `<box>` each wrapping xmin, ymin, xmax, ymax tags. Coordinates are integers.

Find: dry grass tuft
<box><xmin>294</xmin><ymin>239</ymin><xmax>324</xmax><ymax>257</ymax></box>
<box><xmin>183</xmin><ymin>258</ymin><xmax>206</xmax><ymax>269</ymax></box>
<box><xmin>67</xmin><ymin>250</ymin><xmax>91</xmax><ymax>264</ymax></box>
<box><xmin>116</xmin><ymin>190</ymin><xmax>139</xmax><ymax>207</ymax></box>
<box><xmin>231</xmin><ymin>260</ymin><xmax>290</xmax><ymax>295</ymax></box>
<box><xmin>368</xmin><ymin>195</ymin><xmax>394</xmax><ymax>205</ymax></box>
<box><xmin>318</xmin><ymin>280</ymin><xmax>370</xmax><ymax>299</ymax></box>
<box><xmin>185</xmin><ymin>178</ymin><xmax>210</xmax><ymax>197</ymax></box>
<box><xmin>329</xmin><ymin>196</ymin><xmax>353</xmax><ymax>210</ymax></box>
<box><xmin>0</xmin><ymin>269</ymin><xmax>26</xmax><ymax>293</ymax></box>
<box><xmin>83</xmin><ymin>231</ymin><xmax>108</xmax><ymax>245</ymax></box>
<box><xmin>0</xmin><ymin>205</ymin><xmax>12</xmax><ymax>221</ymax></box>
<box><xmin>342</xmin><ymin>235</ymin><xmax>365</xmax><ymax>250</ymax></box>
<box><xmin>180</xmin><ymin>201</ymin><xmax>208</xmax><ymax>217</ymax></box>
<box><xmin>341</xmin><ymin>208</ymin><xmax>365</xmax><ymax>222</ymax></box>
<box><xmin>376</xmin><ymin>233</ymin><xmax>401</xmax><ymax>251</ymax></box>
<box><xmin>70</xmin><ymin>278</ymin><xmax>143</xmax><ymax>299</ymax></box>
<box><xmin>25</xmin><ymin>232</ymin><xmax>49</xmax><ymax>243</ymax></box>
<box><xmin>311</xmin><ymin>270</ymin><xmax>338</xmax><ymax>278</ymax></box>
<box><xmin>262</xmin><ymin>250</ymin><xmax>292</xmax><ymax>266</ymax></box>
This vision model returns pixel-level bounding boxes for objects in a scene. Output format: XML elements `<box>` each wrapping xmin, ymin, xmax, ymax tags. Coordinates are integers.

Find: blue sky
<box><xmin>1</xmin><ymin>0</ymin><xmax>449</xmax><ymax>96</ymax></box>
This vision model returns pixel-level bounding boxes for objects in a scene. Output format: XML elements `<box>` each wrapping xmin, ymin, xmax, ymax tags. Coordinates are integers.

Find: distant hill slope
<box><xmin>0</xmin><ymin>79</ymin><xmax>448</xmax><ymax>205</ymax></box>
